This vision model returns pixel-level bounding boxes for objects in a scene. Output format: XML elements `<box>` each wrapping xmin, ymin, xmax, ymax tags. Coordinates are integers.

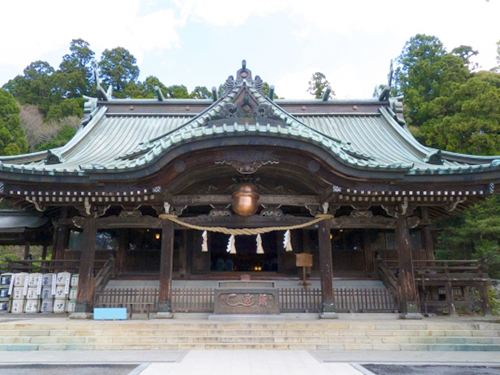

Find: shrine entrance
<box><xmin>210</xmin><ymin>232</ymin><xmax>278</xmax><ymax>273</ymax></box>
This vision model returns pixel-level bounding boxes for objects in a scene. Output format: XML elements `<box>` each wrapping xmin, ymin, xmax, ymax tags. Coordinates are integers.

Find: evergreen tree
<box><xmin>307</xmin><ymin>72</ymin><xmax>332</xmax><ymax>99</ymax></box>
<box><xmin>0</xmin><ymin>89</ymin><xmax>28</xmax><ymax>155</ymax></box>
<box><xmin>98</xmin><ymin>47</ymin><xmax>140</xmax><ymax>97</ymax></box>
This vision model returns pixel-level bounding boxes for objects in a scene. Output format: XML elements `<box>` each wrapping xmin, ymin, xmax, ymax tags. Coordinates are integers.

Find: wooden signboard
<box><xmin>296</xmin><ymin>253</ymin><xmax>313</xmax><ymax>268</ymax></box>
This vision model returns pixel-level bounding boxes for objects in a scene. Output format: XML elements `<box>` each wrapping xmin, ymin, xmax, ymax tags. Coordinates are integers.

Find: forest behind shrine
<box><xmin>1</xmin><ymin>34</ymin><xmax>500</xmax><ymax>282</ymax></box>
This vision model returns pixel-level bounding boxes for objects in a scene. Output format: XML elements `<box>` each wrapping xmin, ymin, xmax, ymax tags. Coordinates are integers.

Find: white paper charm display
<box><xmin>284</xmin><ymin>230</ymin><xmax>293</xmax><ymax>252</ymax></box>
<box><xmin>227</xmin><ymin>235</ymin><xmax>236</xmax><ymax>254</ymax></box>
<box><xmin>256</xmin><ymin>234</ymin><xmax>265</xmax><ymax>254</ymax></box>
<box><xmin>201</xmin><ymin>230</ymin><xmax>208</xmax><ymax>252</ymax></box>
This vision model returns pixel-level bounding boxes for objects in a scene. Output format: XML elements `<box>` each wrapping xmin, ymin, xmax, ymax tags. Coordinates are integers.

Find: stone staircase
<box><xmin>0</xmin><ymin>319</ymin><xmax>499</xmax><ymax>351</ymax></box>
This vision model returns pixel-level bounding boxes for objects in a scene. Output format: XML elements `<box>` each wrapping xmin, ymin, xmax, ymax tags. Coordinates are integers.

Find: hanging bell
<box><xmin>232</xmin><ymin>183</ymin><xmax>259</xmax><ymax>216</ymax></box>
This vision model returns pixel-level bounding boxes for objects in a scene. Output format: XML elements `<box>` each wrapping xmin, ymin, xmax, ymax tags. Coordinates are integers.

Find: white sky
<box><xmin>1</xmin><ymin>0</ymin><xmax>499</xmax><ymax>99</ymax></box>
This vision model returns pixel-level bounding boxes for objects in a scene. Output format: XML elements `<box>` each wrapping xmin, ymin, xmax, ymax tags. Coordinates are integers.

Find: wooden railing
<box><xmin>5</xmin><ymin>259</ymin><xmax>108</xmax><ymax>274</ymax></box>
<box><xmin>379</xmin><ymin>259</ymin><xmax>491</xmax><ymax>315</ymax></box>
<box><xmin>383</xmin><ymin>259</ymin><xmax>483</xmax><ymax>277</ymax></box>
<box><xmin>96</xmin><ymin>287</ymin><xmax>397</xmax><ymax>314</ymax></box>
<box><xmin>377</xmin><ymin>260</ymin><xmax>398</xmax><ymax>295</ymax></box>
<box><xmin>96</xmin><ymin>288</ymin><xmax>214</xmax><ymax>313</ymax></box>
<box><xmin>279</xmin><ymin>288</ymin><xmax>397</xmax><ymax>313</ymax></box>
<box><xmin>93</xmin><ymin>258</ymin><xmax>115</xmax><ymax>306</ymax></box>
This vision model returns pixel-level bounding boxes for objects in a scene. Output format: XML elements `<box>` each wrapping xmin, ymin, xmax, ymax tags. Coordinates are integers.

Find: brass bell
<box><xmin>232</xmin><ymin>183</ymin><xmax>260</xmax><ymax>216</ymax></box>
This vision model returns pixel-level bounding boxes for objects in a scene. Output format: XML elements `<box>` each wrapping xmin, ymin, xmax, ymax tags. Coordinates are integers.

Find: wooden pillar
<box><xmin>186</xmin><ymin>230</ymin><xmax>193</xmax><ymax>276</ymax></box>
<box><xmin>117</xmin><ymin>229</ymin><xmax>128</xmax><ymax>273</ymax></box>
<box><xmin>421</xmin><ymin>207</ymin><xmax>435</xmax><ymax>263</ymax></box>
<box><xmin>302</xmin><ymin>229</ymin><xmax>313</xmax><ymax>274</ymax></box>
<box><xmin>41</xmin><ymin>245</ymin><xmax>48</xmax><ymax>260</ymax></box>
<box><xmin>179</xmin><ymin>230</ymin><xmax>188</xmax><ymax>275</ymax></box>
<box><xmin>157</xmin><ymin>219</ymin><xmax>174</xmax><ymax>317</ymax></box>
<box><xmin>24</xmin><ymin>242</ymin><xmax>30</xmax><ymax>260</ymax></box>
<box><xmin>363</xmin><ymin>229</ymin><xmax>374</xmax><ymax>276</ymax></box>
<box><xmin>74</xmin><ymin>217</ymin><xmax>97</xmax><ymax>315</ymax></box>
<box><xmin>445</xmin><ymin>280</ymin><xmax>457</xmax><ymax>316</ymax></box>
<box><xmin>318</xmin><ymin>220</ymin><xmax>337</xmax><ymax>318</ymax></box>
<box><xmin>396</xmin><ymin>214</ymin><xmax>422</xmax><ymax>318</ymax></box>
<box><xmin>479</xmin><ymin>281</ymin><xmax>492</xmax><ymax>316</ymax></box>
<box><xmin>52</xmin><ymin>207</ymin><xmax>69</xmax><ymax>260</ymax></box>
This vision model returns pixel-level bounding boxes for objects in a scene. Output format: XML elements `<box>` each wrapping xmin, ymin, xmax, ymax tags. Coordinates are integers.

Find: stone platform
<box><xmin>0</xmin><ymin>316</ymin><xmax>498</xmax><ymax>351</ymax></box>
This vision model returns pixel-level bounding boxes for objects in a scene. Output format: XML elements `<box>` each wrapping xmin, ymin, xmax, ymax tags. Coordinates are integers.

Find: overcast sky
<box><xmin>1</xmin><ymin>0</ymin><xmax>499</xmax><ymax>99</ymax></box>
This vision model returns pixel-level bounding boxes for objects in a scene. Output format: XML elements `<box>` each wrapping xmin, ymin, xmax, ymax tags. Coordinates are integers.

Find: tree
<box><xmin>452</xmin><ymin>45</ymin><xmax>479</xmax><ymax>72</ymax></box>
<box><xmin>418</xmin><ymin>75</ymin><xmax>500</xmax><ymax>155</ymax></box>
<box><xmin>307</xmin><ymin>72</ymin><xmax>332</xmax><ymax>99</ymax></box>
<box><xmin>393</xmin><ymin>34</ymin><xmax>447</xmax><ymax>96</ymax></box>
<box><xmin>37</xmin><ymin>125</ymin><xmax>77</xmax><ymax>151</ymax></box>
<box><xmin>190</xmin><ymin>86</ymin><xmax>212</xmax><ymax>99</ymax></box>
<box><xmin>436</xmin><ymin>195</ymin><xmax>500</xmax><ymax>279</ymax></box>
<box><xmin>165</xmin><ymin>85</ymin><xmax>191</xmax><ymax>99</ymax></box>
<box><xmin>0</xmin><ymin>89</ymin><xmax>28</xmax><ymax>155</ymax></box>
<box><xmin>98</xmin><ymin>47</ymin><xmax>140</xmax><ymax>97</ymax></box>
<box><xmin>59</xmin><ymin>39</ymin><xmax>95</xmax><ymax>98</ymax></box>
<box><xmin>3</xmin><ymin>61</ymin><xmax>60</xmax><ymax>115</ymax></box>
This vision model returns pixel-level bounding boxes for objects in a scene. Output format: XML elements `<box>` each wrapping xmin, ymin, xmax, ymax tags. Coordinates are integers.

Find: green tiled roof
<box><xmin>0</xmin><ymin>66</ymin><xmax>499</xmax><ymax>180</ymax></box>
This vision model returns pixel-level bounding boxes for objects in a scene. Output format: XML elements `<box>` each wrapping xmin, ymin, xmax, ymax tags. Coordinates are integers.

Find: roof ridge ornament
<box><xmin>424</xmin><ymin>150</ymin><xmax>444</xmax><ymax>165</ymax></box>
<box><xmin>93</xmin><ymin>59</ymin><xmax>111</xmax><ymax>101</ymax></box>
<box><xmin>378</xmin><ymin>60</ymin><xmax>393</xmax><ymax>101</ymax></box>
<box><xmin>45</xmin><ymin>150</ymin><xmax>64</xmax><ymax>165</ymax></box>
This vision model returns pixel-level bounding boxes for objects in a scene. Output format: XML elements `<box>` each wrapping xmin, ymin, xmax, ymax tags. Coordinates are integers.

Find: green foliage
<box><xmin>0</xmin><ymin>89</ymin><xmax>27</xmax><ymax>155</ymax></box>
<box><xmin>3</xmin><ymin>61</ymin><xmax>60</xmax><ymax>115</ymax></box>
<box><xmin>36</xmin><ymin>125</ymin><xmax>77</xmax><ymax>151</ymax></box>
<box><xmin>307</xmin><ymin>72</ymin><xmax>331</xmax><ymax>99</ymax></box>
<box><xmin>98</xmin><ymin>47</ymin><xmax>140</xmax><ymax>96</ymax></box>
<box><xmin>59</xmin><ymin>39</ymin><xmax>95</xmax><ymax>98</ymax></box>
<box><xmin>45</xmin><ymin>98</ymin><xmax>84</xmax><ymax>122</ymax></box>
<box><xmin>190</xmin><ymin>86</ymin><xmax>212</xmax><ymax>99</ymax></box>
<box><xmin>435</xmin><ymin>195</ymin><xmax>500</xmax><ymax>279</ymax></box>
<box><xmin>489</xmin><ymin>286</ymin><xmax>500</xmax><ymax>315</ymax></box>
<box><xmin>165</xmin><ymin>85</ymin><xmax>191</xmax><ymax>99</ymax></box>
<box><xmin>418</xmin><ymin>76</ymin><xmax>500</xmax><ymax>154</ymax></box>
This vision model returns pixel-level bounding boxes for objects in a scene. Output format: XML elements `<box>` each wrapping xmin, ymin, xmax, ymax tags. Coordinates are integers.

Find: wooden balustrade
<box><xmin>96</xmin><ymin>287</ymin><xmax>397</xmax><ymax>314</ymax></box>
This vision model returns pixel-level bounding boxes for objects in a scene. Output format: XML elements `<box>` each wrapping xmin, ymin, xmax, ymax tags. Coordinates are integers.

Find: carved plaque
<box><xmin>296</xmin><ymin>253</ymin><xmax>313</xmax><ymax>268</ymax></box>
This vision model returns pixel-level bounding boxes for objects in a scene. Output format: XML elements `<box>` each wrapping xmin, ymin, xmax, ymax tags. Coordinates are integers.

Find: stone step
<box><xmin>1</xmin><ymin>322</ymin><xmax>498</xmax><ymax>330</ymax></box>
<box><xmin>1</xmin><ymin>342</ymin><xmax>500</xmax><ymax>351</ymax></box>
<box><xmin>0</xmin><ymin>320</ymin><xmax>499</xmax><ymax>351</ymax></box>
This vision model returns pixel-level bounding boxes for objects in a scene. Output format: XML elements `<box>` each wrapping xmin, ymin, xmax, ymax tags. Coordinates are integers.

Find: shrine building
<box><xmin>0</xmin><ymin>61</ymin><xmax>497</xmax><ymax>318</ymax></box>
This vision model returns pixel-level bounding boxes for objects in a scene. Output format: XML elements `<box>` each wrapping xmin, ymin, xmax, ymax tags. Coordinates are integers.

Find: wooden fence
<box><xmin>96</xmin><ymin>287</ymin><xmax>397</xmax><ymax>313</ymax></box>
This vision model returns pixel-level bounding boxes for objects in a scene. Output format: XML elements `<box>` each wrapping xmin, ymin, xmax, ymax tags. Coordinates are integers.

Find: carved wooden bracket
<box><xmin>260</xmin><ymin>207</ymin><xmax>283</xmax><ymax>217</ymax></box>
<box><xmin>75</xmin><ymin>203</ymin><xmax>110</xmax><ymax>218</ymax></box>
<box><xmin>306</xmin><ymin>203</ymin><xmax>339</xmax><ymax>216</ymax></box>
<box><xmin>382</xmin><ymin>201</ymin><xmax>415</xmax><ymax>218</ymax></box>
<box><xmin>215</xmin><ymin>150</ymin><xmax>279</xmax><ymax>174</ymax></box>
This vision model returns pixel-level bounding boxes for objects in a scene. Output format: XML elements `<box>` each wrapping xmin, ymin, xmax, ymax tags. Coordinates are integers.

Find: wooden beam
<box><xmin>172</xmin><ymin>195</ymin><xmax>319</xmax><ymax>206</ymax></box>
<box><xmin>75</xmin><ymin>217</ymin><xmax>97</xmax><ymax>314</ymax></box>
<box><xmin>318</xmin><ymin>220</ymin><xmax>337</xmax><ymax>317</ymax></box>
<box><xmin>157</xmin><ymin>219</ymin><xmax>174</xmax><ymax>317</ymax></box>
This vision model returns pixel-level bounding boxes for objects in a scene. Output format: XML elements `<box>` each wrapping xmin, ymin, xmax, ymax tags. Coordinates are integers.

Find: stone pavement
<box><xmin>1</xmin><ymin>349</ymin><xmax>500</xmax><ymax>375</ymax></box>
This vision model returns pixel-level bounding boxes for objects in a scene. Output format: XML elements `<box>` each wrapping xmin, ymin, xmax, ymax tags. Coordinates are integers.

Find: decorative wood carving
<box><xmin>215</xmin><ymin>151</ymin><xmax>279</xmax><ymax>174</ymax></box>
<box><xmin>350</xmin><ymin>209</ymin><xmax>373</xmax><ymax>218</ymax></box>
<box><xmin>382</xmin><ymin>202</ymin><xmax>416</xmax><ymax>218</ymax></box>
<box><xmin>209</xmin><ymin>208</ymin><xmax>232</xmax><ymax>217</ymax></box>
<box><xmin>260</xmin><ymin>207</ymin><xmax>283</xmax><ymax>217</ymax></box>
<box><xmin>119</xmin><ymin>209</ymin><xmax>142</xmax><ymax>218</ymax></box>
